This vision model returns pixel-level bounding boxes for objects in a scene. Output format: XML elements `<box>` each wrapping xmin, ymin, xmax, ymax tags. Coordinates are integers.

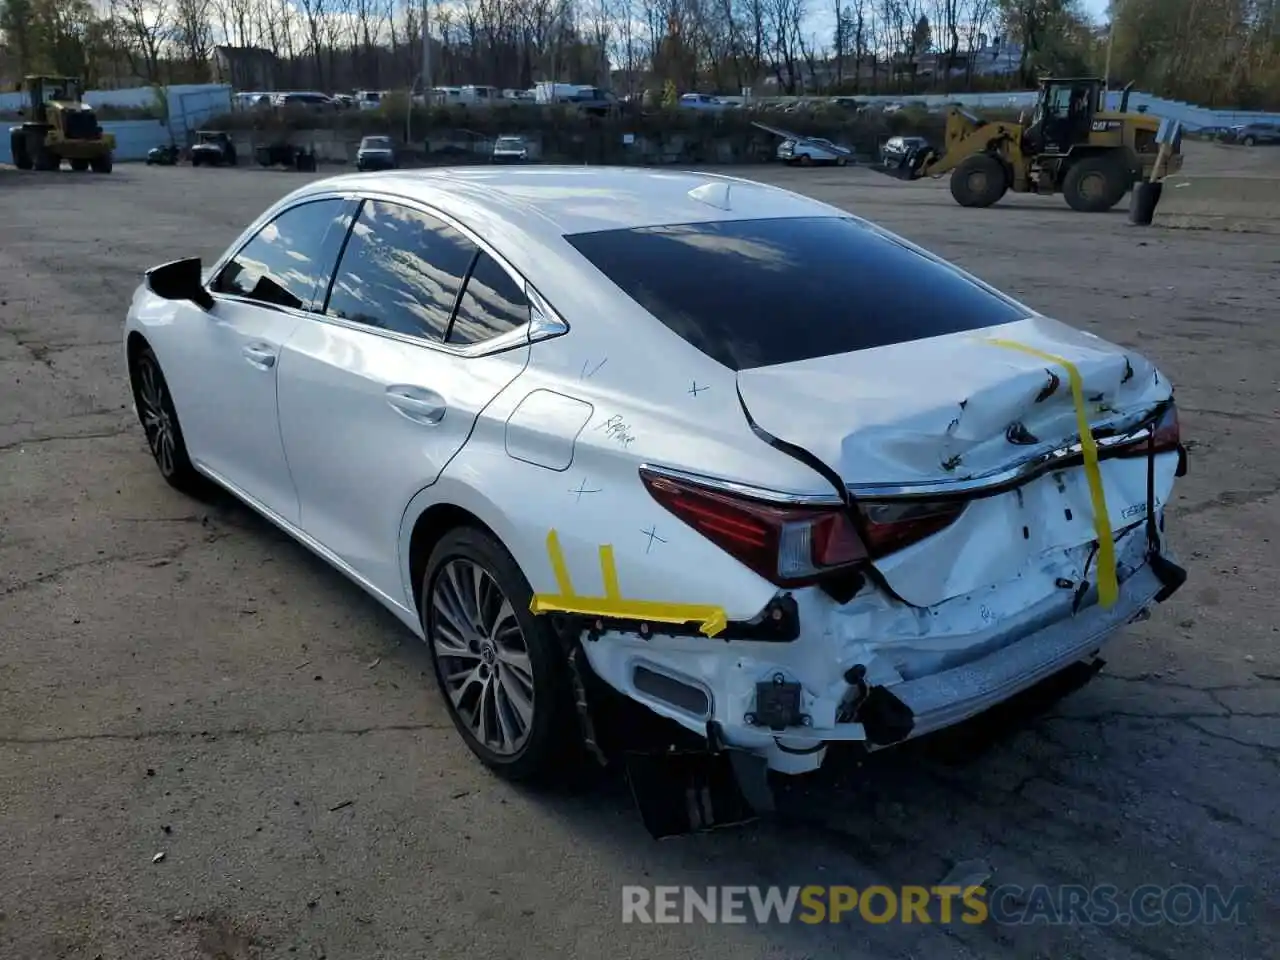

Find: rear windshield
<box><xmin>564</xmin><ymin>216</ymin><xmax>1026</xmax><ymax>371</ymax></box>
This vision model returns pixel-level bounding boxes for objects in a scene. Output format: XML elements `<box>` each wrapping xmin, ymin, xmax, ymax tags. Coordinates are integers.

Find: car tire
<box><xmin>421</xmin><ymin>526</ymin><xmax>582</xmax><ymax>784</ymax></box>
<box><xmin>799</xmin><ymin>153</ymin><xmax>813</xmax><ymax>166</ymax></box>
<box><xmin>129</xmin><ymin>346</ymin><xmax>205</xmax><ymax>495</ymax></box>
<box><xmin>1243</xmin><ymin>136</ymin><xmax>1256</xmax><ymax>147</ymax></box>
<box><xmin>836</xmin><ymin>156</ymin><xmax>848</xmax><ymax>166</ymax></box>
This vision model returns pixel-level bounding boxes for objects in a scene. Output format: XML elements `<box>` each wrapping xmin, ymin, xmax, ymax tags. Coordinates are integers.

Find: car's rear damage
<box><xmin>549</xmin><ymin>325</ymin><xmax>1189</xmax><ymax>835</ymax></box>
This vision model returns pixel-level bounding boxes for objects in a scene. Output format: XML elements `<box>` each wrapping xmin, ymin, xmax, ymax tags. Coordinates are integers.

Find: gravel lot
<box><xmin>2</xmin><ymin>149</ymin><xmax>1277</xmax><ymax>960</ymax></box>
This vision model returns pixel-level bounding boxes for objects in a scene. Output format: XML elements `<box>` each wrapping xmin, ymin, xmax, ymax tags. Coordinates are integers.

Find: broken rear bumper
<box><xmin>582</xmin><ymin>550</ymin><xmax>1181</xmax><ymax>775</ymax></box>
<box><xmin>883</xmin><ymin>560</ymin><xmax>1168</xmax><ymax>743</ymax></box>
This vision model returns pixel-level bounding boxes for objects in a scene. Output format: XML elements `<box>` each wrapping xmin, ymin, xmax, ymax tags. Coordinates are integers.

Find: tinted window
<box><xmin>447</xmin><ymin>252</ymin><xmax>530</xmax><ymax>345</ymax></box>
<box><xmin>212</xmin><ymin>199</ymin><xmax>348</xmax><ymax>311</ymax></box>
<box><xmin>325</xmin><ymin>200</ymin><xmax>477</xmax><ymax>341</ymax></box>
<box><xmin>565</xmin><ymin>217</ymin><xmax>1026</xmax><ymax>371</ymax></box>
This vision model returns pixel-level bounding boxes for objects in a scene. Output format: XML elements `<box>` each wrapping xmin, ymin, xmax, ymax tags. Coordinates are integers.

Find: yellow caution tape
<box><xmin>984</xmin><ymin>338</ymin><xmax>1117</xmax><ymax>609</ymax></box>
<box><xmin>530</xmin><ymin>529</ymin><xmax>730</xmax><ymax>637</ymax></box>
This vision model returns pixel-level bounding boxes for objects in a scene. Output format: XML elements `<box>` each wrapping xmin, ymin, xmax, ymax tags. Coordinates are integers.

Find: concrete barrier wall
<box><xmin>0</xmin><ymin>119</ymin><xmax>171</xmax><ymax>164</ymax></box>
<box><xmin>728</xmin><ymin>90</ymin><xmax>1280</xmax><ymax>131</ymax></box>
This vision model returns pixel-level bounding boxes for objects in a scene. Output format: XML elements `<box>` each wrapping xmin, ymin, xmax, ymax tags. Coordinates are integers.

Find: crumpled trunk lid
<box><xmin>736</xmin><ymin>316</ymin><xmax>1176</xmax><ymax>607</ymax></box>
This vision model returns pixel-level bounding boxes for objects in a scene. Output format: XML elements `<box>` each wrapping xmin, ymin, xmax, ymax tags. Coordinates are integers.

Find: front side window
<box><xmin>447</xmin><ymin>252</ymin><xmax>530</xmax><ymax>346</ymax></box>
<box><xmin>211</xmin><ymin>198</ymin><xmax>348</xmax><ymax>311</ymax></box>
<box><xmin>325</xmin><ymin>200</ymin><xmax>477</xmax><ymax>341</ymax></box>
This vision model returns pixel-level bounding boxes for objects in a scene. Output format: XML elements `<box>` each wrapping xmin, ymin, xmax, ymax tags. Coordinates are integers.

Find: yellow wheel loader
<box><xmin>8</xmin><ymin>76</ymin><xmax>116</xmax><ymax>173</ymax></box>
<box><xmin>882</xmin><ymin>78</ymin><xmax>1182</xmax><ymax>212</ymax></box>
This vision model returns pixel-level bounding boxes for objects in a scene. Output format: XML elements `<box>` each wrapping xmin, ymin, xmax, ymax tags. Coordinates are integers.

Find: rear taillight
<box><xmin>1113</xmin><ymin>402</ymin><xmax>1180</xmax><ymax>457</ymax></box>
<box><xmin>639</xmin><ymin>470</ymin><xmax>964</xmax><ymax>587</ymax></box>
<box><xmin>858</xmin><ymin>500</ymin><xmax>967</xmax><ymax>557</ymax></box>
<box><xmin>1148</xmin><ymin>403</ymin><xmax>1180</xmax><ymax>452</ymax></box>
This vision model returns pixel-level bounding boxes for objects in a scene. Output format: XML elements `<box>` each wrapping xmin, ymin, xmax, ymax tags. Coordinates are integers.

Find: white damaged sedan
<box><xmin>124</xmin><ymin>167</ymin><xmax>1188</xmax><ymax>787</ymax></box>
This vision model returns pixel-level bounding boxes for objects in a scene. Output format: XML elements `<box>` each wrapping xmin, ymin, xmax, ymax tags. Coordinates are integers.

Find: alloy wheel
<box><xmin>136</xmin><ymin>356</ymin><xmax>177</xmax><ymax>476</ymax></box>
<box><xmin>430</xmin><ymin>558</ymin><xmax>536</xmax><ymax>756</ymax></box>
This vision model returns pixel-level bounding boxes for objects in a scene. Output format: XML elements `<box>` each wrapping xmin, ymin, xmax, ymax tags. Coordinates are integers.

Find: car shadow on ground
<box><xmin>187</xmin><ymin>484</ymin><xmax>1263</xmax><ymax>959</ymax></box>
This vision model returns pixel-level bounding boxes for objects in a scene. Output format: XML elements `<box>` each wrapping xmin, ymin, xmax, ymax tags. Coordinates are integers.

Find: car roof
<box><xmin>287</xmin><ymin>166</ymin><xmax>842</xmax><ymax>240</ymax></box>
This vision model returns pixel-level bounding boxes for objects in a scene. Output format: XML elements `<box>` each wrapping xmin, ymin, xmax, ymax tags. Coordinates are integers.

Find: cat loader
<box><xmin>880</xmin><ymin>77</ymin><xmax>1182</xmax><ymax>212</ymax></box>
<box><xmin>9</xmin><ymin>76</ymin><xmax>115</xmax><ymax>173</ymax></box>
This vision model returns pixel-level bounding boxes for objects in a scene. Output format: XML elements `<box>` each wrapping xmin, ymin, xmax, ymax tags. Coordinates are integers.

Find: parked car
<box><xmin>274</xmin><ymin>92</ymin><xmax>336</xmax><ymax>109</ymax></box>
<box><xmin>777</xmin><ymin>137</ymin><xmax>851</xmax><ymax>166</ymax></box>
<box><xmin>1220</xmin><ymin>123</ymin><xmax>1280</xmax><ymax>146</ymax></box>
<box><xmin>254</xmin><ymin>141</ymin><xmax>318</xmax><ymax>171</ymax></box>
<box><xmin>678</xmin><ymin>93</ymin><xmax>722</xmax><ymax>109</ymax></box>
<box><xmin>356</xmin><ymin>136</ymin><xmax>397</xmax><ymax>171</ymax></box>
<box><xmin>145</xmin><ymin>143</ymin><xmax>180</xmax><ymax>166</ymax></box>
<box><xmin>1193</xmin><ymin>125</ymin><xmax>1232</xmax><ymax>140</ymax></box>
<box><xmin>123</xmin><ymin>167</ymin><xmax>1187</xmax><ymax>790</ymax></box>
<box><xmin>881</xmin><ymin>135</ymin><xmax>930</xmax><ymax>166</ymax></box>
<box><xmin>491</xmin><ymin>135</ymin><xmax>530</xmax><ymax>163</ymax></box>
<box><xmin>190</xmin><ymin>130</ymin><xmax>237</xmax><ymax>167</ymax></box>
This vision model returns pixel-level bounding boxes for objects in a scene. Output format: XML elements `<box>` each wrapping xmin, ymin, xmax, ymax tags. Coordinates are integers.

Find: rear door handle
<box><xmin>386</xmin><ymin>385</ymin><xmax>446</xmax><ymax>425</ymax></box>
<box><xmin>242</xmin><ymin>343</ymin><xmax>277</xmax><ymax>369</ymax></box>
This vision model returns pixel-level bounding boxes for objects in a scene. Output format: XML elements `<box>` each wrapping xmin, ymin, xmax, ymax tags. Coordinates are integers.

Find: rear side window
<box><xmin>565</xmin><ymin>216</ymin><xmax>1027</xmax><ymax>371</ymax></box>
<box><xmin>325</xmin><ymin>200</ymin><xmax>477</xmax><ymax>340</ymax></box>
<box><xmin>212</xmin><ymin>198</ymin><xmax>348</xmax><ymax>311</ymax></box>
<box><xmin>448</xmin><ymin>252</ymin><xmax>530</xmax><ymax>345</ymax></box>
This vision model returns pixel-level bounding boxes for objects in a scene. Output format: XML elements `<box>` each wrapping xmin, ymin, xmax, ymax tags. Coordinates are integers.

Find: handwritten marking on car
<box><xmin>597</xmin><ymin>414</ymin><xmax>636</xmax><ymax>448</ymax></box>
<box><xmin>529</xmin><ymin>530</ymin><xmax>728</xmax><ymax>637</ymax></box>
<box><xmin>641</xmin><ymin>525</ymin><xmax>667</xmax><ymax>554</ymax></box>
<box><xmin>580</xmin><ymin>357</ymin><xmax>608</xmax><ymax>380</ymax></box>
<box><xmin>570</xmin><ymin>478</ymin><xmax>602</xmax><ymax>502</ymax></box>
<box><xmin>688</xmin><ymin>381</ymin><xmax>708</xmax><ymax>397</ymax></box>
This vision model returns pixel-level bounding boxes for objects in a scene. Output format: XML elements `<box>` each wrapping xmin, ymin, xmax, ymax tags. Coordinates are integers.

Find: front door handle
<box><xmin>386</xmin><ymin>385</ymin><xmax>446</xmax><ymax>425</ymax></box>
<box><xmin>242</xmin><ymin>343</ymin><xmax>277</xmax><ymax>369</ymax></box>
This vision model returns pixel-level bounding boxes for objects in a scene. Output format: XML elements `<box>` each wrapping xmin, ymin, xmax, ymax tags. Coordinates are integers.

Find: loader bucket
<box><xmin>871</xmin><ymin>146</ymin><xmax>935</xmax><ymax>181</ymax></box>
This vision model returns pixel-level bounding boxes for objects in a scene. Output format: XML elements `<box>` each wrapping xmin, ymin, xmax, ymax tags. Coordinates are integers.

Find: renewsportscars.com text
<box><xmin>621</xmin><ymin>884</ymin><xmax>1249</xmax><ymax>926</ymax></box>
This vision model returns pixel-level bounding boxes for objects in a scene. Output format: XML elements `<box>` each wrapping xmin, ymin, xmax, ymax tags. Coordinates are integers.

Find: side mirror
<box><xmin>146</xmin><ymin>257</ymin><xmax>214</xmax><ymax>310</ymax></box>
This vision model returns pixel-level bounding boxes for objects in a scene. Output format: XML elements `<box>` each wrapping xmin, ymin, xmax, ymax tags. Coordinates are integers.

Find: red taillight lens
<box><xmin>857</xmin><ymin>500</ymin><xmax>967</xmax><ymax>558</ymax></box>
<box><xmin>1148</xmin><ymin>403</ymin><xmax>1180</xmax><ymax>452</ymax></box>
<box><xmin>639</xmin><ymin>470</ymin><xmax>867</xmax><ymax>587</ymax></box>
<box><xmin>1113</xmin><ymin>402</ymin><xmax>1181</xmax><ymax>458</ymax></box>
<box><xmin>639</xmin><ymin>470</ymin><xmax>966</xmax><ymax>587</ymax></box>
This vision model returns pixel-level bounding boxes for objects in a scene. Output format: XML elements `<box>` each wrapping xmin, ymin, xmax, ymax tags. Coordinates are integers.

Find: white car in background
<box><xmin>679</xmin><ymin>93</ymin><xmax>726</xmax><ymax>110</ymax></box>
<box><xmin>491</xmin><ymin>136</ymin><xmax>530</xmax><ymax>163</ymax></box>
<box><xmin>777</xmin><ymin>137</ymin><xmax>852</xmax><ymax>166</ymax></box>
<box><xmin>123</xmin><ymin>167</ymin><xmax>1188</xmax><ymax>786</ymax></box>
